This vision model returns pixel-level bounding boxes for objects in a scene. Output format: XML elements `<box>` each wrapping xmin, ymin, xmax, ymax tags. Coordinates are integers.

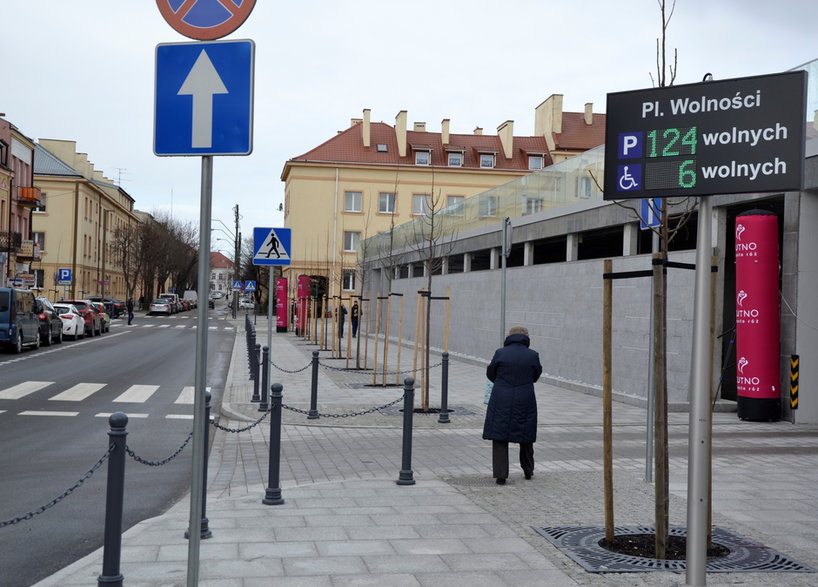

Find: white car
<box><xmin>239</xmin><ymin>298</ymin><xmax>254</xmax><ymax>310</ymax></box>
<box><xmin>53</xmin><ymin>303</ymin><xmax>86</xmax><ymax>340</ymax></box>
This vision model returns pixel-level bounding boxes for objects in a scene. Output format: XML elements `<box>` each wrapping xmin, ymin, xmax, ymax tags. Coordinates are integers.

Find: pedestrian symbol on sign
<box><xmin>253</xmin><ymin>227</ymin><xmax>291</xmax><ymax>266</ymax></box>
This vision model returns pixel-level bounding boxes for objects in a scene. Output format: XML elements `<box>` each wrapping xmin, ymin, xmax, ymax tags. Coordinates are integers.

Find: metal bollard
<box><xmin>438</xmin><ymin>352</ymin><xmax>450</xmax><ymax>424</ymax></box>
<box><xmin>308</xmin><ymin>351</ymin><xmax>319</xmax><ymax>419</ymax></box>
<box><xmin>396</xmin><ymin>377</ymin><xmax>416</xmax><ymax>486</ymax></box>
<box><xmin>259</xmin><ymin>346</ymin><xmax>269</xmax><ymax>412</ymax></box>
<box><xmin>263</xmin><ymin>383</ymin><xmax>285</xmax><ymax>505</ymax></box>
<box><xmin>186</xmin><ymin>392</ymin><xmax>213</xmax><ymax>540</ymax></box>
<box><xmin>251</xmin><ymin>343</ymin><xmax>261</xmax><ymax>402</ymax></box>
<box><xmin>97</xmin><ymin>412</ymin><xmax>128</xmax><ymax>586</ymax></box>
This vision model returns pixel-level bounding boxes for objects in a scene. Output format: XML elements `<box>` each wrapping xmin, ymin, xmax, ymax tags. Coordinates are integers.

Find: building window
<box><xmin>528</xmin><ymin>155</ymin><xmax>544</xmax><ymax>170</ymax></box>
<box><xmin>479</xmin><ymin>153</ymin><xmax>495</xmax><ymax>168</ymax></box>
<box><xmin>447</xmin><ymin>152</ymin><xmax>463</xmax><ymax>167</ymax></box>
<box><xmin>479</xmin><ymin>195</ymin><xmax>497</xmax><ymax>217</ymax></box>
<box><xmin>33</xmin><ymin>231</ymin><xmax>45</xmax><ymax>252</ymax></box>
<box><xmin>344</xmin><ymin>191</ymin><xmax>362</xmax><ymax>212</ymax></box>
<box><xmin>412</xmin><ymin>194</ymin><xmax>430</xmax><ymax>216</ymax></box>
<box><xmin>33</xmin><ymin>269</ymin><xmax>45</xmax><ymax>290</ymax></box>
<box><xmin>34</xmin><ymin>192</ymin><xmax>46</xmax><ymax>213</ymax></box>
<box><xmin>343</xmin><ymin>231</ymin><xmax>360</xmax><ymax>252</ymax></box>
<box><xmin>578</xmin><ymin>176</ymin><xmax>593</xmax><ymax>198</ymax></box>
<box><xmin>379</xmin><ymin>192</ymin><xmax>396</xmax><ymax>214</ymax></box>
<box><xmin>523</xmin><ymin>196</ymin><xmax>544</xmax><ymax>215</ymax></box>
<box><xmin>376</xmin><ymin>143</ymin><xmax>388</xmax><ymax>153</ymax></box>
<box><xmin>342</xmin><ymin>270</ymin><xmax>356</xmax><ymax>291</ymax></box>
<box><xmin>415</xmin><ymin>151</ymin><xmax>430</xmax><ymax>165</ymax></box>
<box><xmin>446</xmin><ymin>195</ymin><xmax>464</xmax><ymax>216</ymax></box>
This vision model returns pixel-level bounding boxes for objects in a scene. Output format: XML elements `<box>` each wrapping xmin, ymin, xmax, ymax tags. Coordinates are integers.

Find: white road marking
<box><xmin>113</xmin><ymin>385</ymin><xmax>160</xmax><ymax>403</ymax></box>
<box><xmin>0</xmin><ymin>381</ymin><xmax>54</xmax><ymax>400</ymax></box>
<box><xmin>96</xmin><ymin>413</ymin><xmax>149</xmax><ymax>419</ymax></box>
<box><xmin>166</xmin><ymin>414</ymin><xmax>194</xmax><ymax>419</ymax></box>
<box><xmin>49</xmin><ymin>383</ymin><xmax>106</xmax><ymax>402</ymax></box>
<box><xmin>19</xmin><ymin>410</ymin><xmax>79</xmax><ymax>417</ymax></box>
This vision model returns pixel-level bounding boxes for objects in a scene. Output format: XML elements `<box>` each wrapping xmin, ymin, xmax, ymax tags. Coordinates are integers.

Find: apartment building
<box><xmin>280</xmin><ymin>95</ymin><xmax>605</xmax><ymax>298</ymax></box>
<box><xmin>33</xmin><ymin>139</ymin><xmax>139</xmax><ymax>300</ymax></box>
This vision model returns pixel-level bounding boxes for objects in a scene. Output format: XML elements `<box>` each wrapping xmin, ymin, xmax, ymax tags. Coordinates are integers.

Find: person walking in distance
<box><xmin>126</xmin><ymin>298</ymin><xmax>135</xmax><ymax>326</ymax></box>
<box><xmin>351</xmin><ymin>302</ymin><xmax>359</xmax><ymax>337</ymax></box>
<box><xmin>482</xmin><ymin>325</ymin><xmax>542</xmax><ymax>484</ymax></box>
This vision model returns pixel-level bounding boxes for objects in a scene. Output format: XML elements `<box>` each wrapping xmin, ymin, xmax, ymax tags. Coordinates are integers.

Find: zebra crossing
<box><xmin>0</xmin><ymin>381</ymin><xmax>209</xmax><ymax>420</ymax></box>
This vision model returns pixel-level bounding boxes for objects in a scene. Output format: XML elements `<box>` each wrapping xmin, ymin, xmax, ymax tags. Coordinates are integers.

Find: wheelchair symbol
<box><xmin>617</xmin><ymin>165</ymin><xmax>641</xmax><ymax>191</ymax></box>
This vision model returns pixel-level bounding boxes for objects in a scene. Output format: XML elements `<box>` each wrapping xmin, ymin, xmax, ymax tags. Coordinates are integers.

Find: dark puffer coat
<box><xmin>482</xmin><ymin>333</ymin><xmax>542</xmax><ymax>444</ymax></box>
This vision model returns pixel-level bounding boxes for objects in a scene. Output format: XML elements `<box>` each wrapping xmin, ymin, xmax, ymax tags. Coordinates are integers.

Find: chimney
<box><xmin>413</xmin><ymin>122</ymin><xmax>426</xmax><ymax>132</ymax></box>
<box><xmin>584</xmin><ymin>103</ymin><xmax>593</xmax><ymax>125</ymax></box>
<box><xmin>473</xmin><ymin>126</ymin><xmax>483</xmax><ymax>135</ymax></box>
<box><xmin>350</xmin><ymin>118</ymin><xmax>362</xmax><ymax>126</ymax></box>
<box><xmin>497</xmin><ymin>120</ymin><xmax>514</xmax><ymax>159</ymax></box>
<box><xmin>363</xmin><ymin>108</ymin><xmax>371</xmax><ymax>148</ymax></box>
<box><xmin>534</xmin><ymin>94</ymin><xmax>563</xmax><ymax>151</ymax></box>
<box><xmin>441</xmin><ymin>118</ymin><xmax>450</xmax><ymax>145</ymax></box>
<box><xmin>395</xmin><ymin>110</ymin><xmax>407</xmax><ymax>157</ymax></box>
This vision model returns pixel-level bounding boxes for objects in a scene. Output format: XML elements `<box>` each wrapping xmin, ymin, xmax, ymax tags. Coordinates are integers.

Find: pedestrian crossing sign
<box><xmin>253</xmin><ymin>227</ymin><xmax>291</xmax><ymax>266</ymax></box>
<box><xmin>232</xmin><ymin>280</ymin><xmax>243</xmax><ymax>290</ymax></box>
<box><xmin>245</xmin><ymin>281</ymin><xmax>256</xmax><ymax>291</ymax></box>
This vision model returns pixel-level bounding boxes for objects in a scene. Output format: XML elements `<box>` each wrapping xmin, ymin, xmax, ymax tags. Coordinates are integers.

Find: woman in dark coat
<box><xmin>482</xmin><ymin>325</ymin><xmax>542</xmax><ymax>484</ymax></box>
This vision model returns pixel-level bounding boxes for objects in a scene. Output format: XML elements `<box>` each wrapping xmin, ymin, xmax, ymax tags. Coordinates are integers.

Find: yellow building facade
<box><xmin>32</xmin><ymin>139</ymin><xmax>140</xmax><ymax>301</ymax></box>
<box><xmin>280</xmin><ymin>99</ymin><xmax>605</xmax><ymax>298</ymax></box>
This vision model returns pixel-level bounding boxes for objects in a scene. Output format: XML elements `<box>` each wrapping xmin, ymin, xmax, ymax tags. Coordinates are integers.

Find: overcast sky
<box><xmin>3</xmin><ymin>1</ymin><xmax>815</xmax><ymax>255</ymax></box>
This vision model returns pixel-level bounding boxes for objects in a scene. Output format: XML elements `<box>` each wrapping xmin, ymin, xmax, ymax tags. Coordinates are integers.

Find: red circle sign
<box><xmin>156</xmin><ymin>0</ymin><xmax>256</xmax><ymax>40</ymax></box>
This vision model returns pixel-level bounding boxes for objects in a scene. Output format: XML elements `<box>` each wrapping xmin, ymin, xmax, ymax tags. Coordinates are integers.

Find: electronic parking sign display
<box><xmin>604</xmin><ymin>71</ymin><xmax>806</xmax><ymax>200</ymax></box>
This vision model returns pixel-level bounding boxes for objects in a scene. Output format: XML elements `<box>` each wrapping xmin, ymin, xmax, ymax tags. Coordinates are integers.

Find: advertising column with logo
<box><xmin>296</xmin><ymin>275</ymin><xmax>310</xmax><ymax>337</ymax></box>
<box><xmin>276</xmin><ymin>278</ymin><xmax>288</xmax><ymax>332</ymax></box>
<box><xmin>735</xmin><ymin>211</ymin><xmax>780</xmax><ymax>420</ymax></box>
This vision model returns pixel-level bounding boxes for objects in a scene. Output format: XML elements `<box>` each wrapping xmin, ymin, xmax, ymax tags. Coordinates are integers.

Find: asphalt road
<box><xmin>0</xmin><ymin>307</ymin><xmax>234</xmax><ymax>587</ymax></box>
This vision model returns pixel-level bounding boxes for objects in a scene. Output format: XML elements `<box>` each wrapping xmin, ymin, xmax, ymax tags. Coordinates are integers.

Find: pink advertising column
<box><xmin>296</xmin><ymin>275</ymin><xmax>310</xmax><ymax>337</ymax></box>
<box><xmin>275</xmin><ymin>278</ymin><xmax>288</xmax><ymax>333</ymax></box>
<box><xmin>735</xmin><ymin>211</ymin><xmax>781</xmax><ymax>421</ymax></box>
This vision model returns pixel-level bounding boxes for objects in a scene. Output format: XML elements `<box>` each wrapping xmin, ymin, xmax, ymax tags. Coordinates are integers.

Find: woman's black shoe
<box><xmin>496</xmin><ymin>478</ymin><xmax>506</xmax><ymax>485</ymax></box>
<box><xmin>524</xmin><ymin>472</ymin><xmax>533</xmax><ymax>480</ymax></box>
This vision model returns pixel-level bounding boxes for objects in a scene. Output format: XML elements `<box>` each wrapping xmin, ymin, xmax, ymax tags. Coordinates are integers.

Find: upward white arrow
<box><xmin>177</xmin><ymin>50</ymin><xmax>228</xmax><ymax>149</ymax></box>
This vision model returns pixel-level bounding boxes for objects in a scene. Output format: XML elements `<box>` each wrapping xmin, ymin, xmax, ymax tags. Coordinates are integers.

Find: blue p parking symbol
<box><xmin>618</xmin><ymin>132</ymin><xmax>643</xmax><ymax>159</ymax></box>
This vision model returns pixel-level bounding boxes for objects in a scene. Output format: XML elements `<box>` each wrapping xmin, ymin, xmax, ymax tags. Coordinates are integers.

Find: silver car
<box><xmin>149</xmin><ymin>299</ymin><xmax>173</xmax><ymax>315</ymax></box>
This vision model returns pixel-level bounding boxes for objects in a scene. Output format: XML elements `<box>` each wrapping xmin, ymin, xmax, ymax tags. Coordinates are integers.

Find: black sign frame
<box><xmin>603</xmin><ymin>71</ymin><xmax>807</xmax><ymax>200</ymax></box>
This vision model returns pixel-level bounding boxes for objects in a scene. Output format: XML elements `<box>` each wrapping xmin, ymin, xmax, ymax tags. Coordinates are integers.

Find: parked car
<box><xmin>90</xmin><ymin>302</ymin><xmax>111</xmax><ymax>333</ymax></box>
<box><xmin>61</xmin><ymin>299</ymin><xmax>102</xmax><ymax>337</ymax></box>
<box><xmin>88</xmin><ymin>296</ymin><xmax>125</xmax><ymax>318</ymax></box>
<box><xmin>183</xmin><ymin>290</ymin><xmax>198</xmax><ymax>309</ymax></box>
<box><xmin>52</xmin><ymin>303</ymin><xmax>86</xmax><ymax>340</ymax></box>
<box><xmin>158</xmin><ymin>293</ymin><xmax>181</xmax><ymax>313</ymax></box>
<box><xmin>210</xmin><ymin>290</ymin><xmax>225</xmax><ymax>299</ymax></box>
<box><xmin>239</xmin><ymin>297</ymin><xmax>254</xmax><ymax>310</ymax></box>
<box><xmin>149</xmin><ymin>298</ymin><xmax>173</xmax><ymax>315</ymax></box>
<box><xmin>36</xmin><ymin>297</ymin><xmax>63</xmax><ymax>346</ymax></box>
<box><xmin>0</xmin><ymin>287</ymin><xmax>41</xmax><ymax>353</ymax></box>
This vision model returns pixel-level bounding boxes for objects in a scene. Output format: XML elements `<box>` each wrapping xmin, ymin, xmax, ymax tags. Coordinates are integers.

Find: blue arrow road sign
<box><xmin>253</xmin><ymin>227</ymin><xmax>292</xmax><ymax>266</ymax></box>
<box><xmin>154</xmin><ymin>39</ymin><xmax>254</xmax><ymax>156</ymax></box>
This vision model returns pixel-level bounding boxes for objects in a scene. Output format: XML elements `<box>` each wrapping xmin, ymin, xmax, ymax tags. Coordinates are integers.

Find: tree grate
<box><xmin>532</xmin><ymin>525</ymin><xmax>818</xmax><ymax>573</ymax></box>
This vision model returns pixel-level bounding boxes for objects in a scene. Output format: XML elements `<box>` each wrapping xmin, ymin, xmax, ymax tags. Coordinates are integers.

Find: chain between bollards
<box><xmin>97</xmin><ymin>412</ymin><xmax>128</xmax><ymax>587</ymax></box>
<box><xmin>185</xmin><ymin>391</ymin><xmax>212</xmax><ymax>541</ymax></box>
<box><xmin>438</xmin><ymin>352</ymin><xmax>450</xmax><ymax>424</ymax></box>
<box><xmin>263</xmin><ymin>383</ymin><xmax>285</xmax><ymax>505</ymax></box>
<box><xmin>397</xmin><ymin>377</ymin><xmax>416</xmax><ymax>486</ymax></box>
<box><xmin>308</xmin><ymin>351</ymin><xmax>319</xmax><ymax>419</ymax></box>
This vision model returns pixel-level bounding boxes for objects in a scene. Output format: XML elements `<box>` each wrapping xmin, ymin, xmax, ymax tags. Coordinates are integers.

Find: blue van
<box><xmin>0</xmin><ymin>287</ymin><xmax>41</xmax><ymax>353</ymax></box>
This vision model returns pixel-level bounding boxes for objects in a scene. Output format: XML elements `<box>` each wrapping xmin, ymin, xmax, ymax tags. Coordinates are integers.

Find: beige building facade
<box><xmin>33</xmin><ymin>139</ymin><xmax>139</xmax><ymax>300</ymax></box>
<box><xmin>280</xmin><ymin>97</ymin><xmax>604</xmax><ymax>299</ymax></box>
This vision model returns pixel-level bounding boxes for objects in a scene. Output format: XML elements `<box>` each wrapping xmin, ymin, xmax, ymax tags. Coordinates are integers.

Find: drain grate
<box><xmin>532</xmin><ymin>525</ymin><xmax>817</xmax><ymax>573</ymax></box>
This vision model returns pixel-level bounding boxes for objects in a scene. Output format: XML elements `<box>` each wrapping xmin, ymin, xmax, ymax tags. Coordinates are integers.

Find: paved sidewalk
<box><xmin>37</xmin><ymin>315</ymin><xmax>818</xmax><ymax>586</ymax></box>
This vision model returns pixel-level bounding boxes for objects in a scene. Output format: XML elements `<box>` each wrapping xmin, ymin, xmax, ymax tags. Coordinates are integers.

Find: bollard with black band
<box><xmin>308</xmin><ymin>350</ymin><xmax>319</xmax><ymax>419</ymax></box>
<box><xmin>97</xmin><ymin>412</ymin><xmax>128</xmax><ymax>587</ymax></box>
<box><xmin>263</xmin><ymin>383</ymin><xmax>285</xmax><ymax>505</ymax></box>
<box><xmin>258</xmin><ymin>346</ymin><xmax>269</xmax><ymax>412</ymax></box>
<box><xmin>186</xmin><ymin>392</ymin><xmax>213</xmax><ymax>540</ymax></box>
<box><xmin>397</xmin><ymin>377</ymin><xmax>416</xmax><ymax>485</ymax></box>
<box><xmin>260</xmin><ymin>346</ymin><xmax>270</xmax><ymax>413</ymax></box>
<box><xmin>251</xmin><ymin>345</ymin><xmax>261</xmax><ymax>403</ymax></box>
<box><xmin>438</xmin><ymin>352</ymin><xmax>450</xmax><ymax>424</ymax></box>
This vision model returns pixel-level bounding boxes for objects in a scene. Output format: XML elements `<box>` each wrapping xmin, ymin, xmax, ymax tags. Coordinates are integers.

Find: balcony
<box><xmin>14</xmin><ymin>186</ymin><xmax>42</xmax><ymax>207</ymax></box>
<box><xmin>0</xmin><ymin>231</ymin><xmax>23</xmax><ymax>253</ymax></box>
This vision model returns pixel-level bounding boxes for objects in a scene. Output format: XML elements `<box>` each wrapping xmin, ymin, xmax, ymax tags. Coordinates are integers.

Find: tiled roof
<box><xmin>34</xmin><ymin>144</ymin><xmax>83</xmax><ymax>177</ymax></box>
<box><xmin>210</xmin><ymin>251</ymin><xmax>233</xmax><ymax>268</ymax></box>
<box><xmin>286</xmin><ymin>122</ymin><xmax>552</xmax><ymax>171</ymax></box>
<box><xmin>554</xmin><ymin>112</ymin><xmax>607</xmax><ymax>151</ymax></box>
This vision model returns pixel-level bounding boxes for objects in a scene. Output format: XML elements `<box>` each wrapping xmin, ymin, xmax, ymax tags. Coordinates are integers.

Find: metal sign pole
<box><xmin>685</xmin><ymin>195</ymin><xmax>713</xmax><ymax>586</ymax></box>
<box><xmin>187</xmin><ymin>155</ymin><xmax>213</xmax><ymax>586</ymax></box>
<box><xmin>267</xmin><ymin>268</ymin><xmax>274</xmax><ymax>356</ymax></box>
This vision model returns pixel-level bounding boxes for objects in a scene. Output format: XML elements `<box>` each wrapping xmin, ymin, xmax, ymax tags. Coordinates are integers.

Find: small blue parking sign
<box><xmin>57</xmin><ymin>268</ymin><xmax>72</xmax><ymax>285</ymax></box>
